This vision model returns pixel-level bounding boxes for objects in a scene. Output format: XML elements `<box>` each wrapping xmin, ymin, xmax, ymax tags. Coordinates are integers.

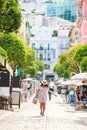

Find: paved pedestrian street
<box><xmin>0</xmin><ymin>95</ymin><xmax>87</xmax><ymax>130</ymax></box>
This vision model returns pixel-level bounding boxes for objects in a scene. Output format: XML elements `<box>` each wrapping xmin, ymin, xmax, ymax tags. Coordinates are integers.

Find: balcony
<box><xmin>77</xmin><ymin>16</ymin><xmax>87</xmax><ymax>28</ymax></box>
<box><xmin>76</xmin><ymin>17</ymin><xmax>83</xmax><ymax>28</ymax></box>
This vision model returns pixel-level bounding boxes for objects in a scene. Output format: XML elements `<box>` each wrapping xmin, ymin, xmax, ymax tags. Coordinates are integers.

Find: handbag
<box><xmin>32</xmin><ymin>94</ymin><xmax>38</xmax><ymax>104</ymax></box>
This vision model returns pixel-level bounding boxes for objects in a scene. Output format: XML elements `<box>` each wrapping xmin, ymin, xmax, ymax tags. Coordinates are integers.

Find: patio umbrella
<box><xmin>71</xmin><ymin>72</ymin><xmax>87</xmax><ymax>80</ymax></box>
<box><xmin>22</xmin><ymin>78</ymin><xmax>35</xmax><ymax>82</ymax></box>
<box><xmin>60</xmin><ymin>80</ymin><xmax>82</xmax><ymax>86</ymax></box>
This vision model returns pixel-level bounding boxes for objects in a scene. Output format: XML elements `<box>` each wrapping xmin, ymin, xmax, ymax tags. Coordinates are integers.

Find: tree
<box><xmin>0</xmin><ymin>46</ymin><xmax>7</xmax><ymax>59</ymax></box>
<box><xmin>21</xmin><ymin>46</ymin><xmax>38</xmax><ymax>77</ymax></box>
<box><xmin>0</xmin><ymin>0</ymin><xmax>22</xmax><ymax>33</ymax></box>
<box><xmin>54</xmin><ymin>63</ymin><xmax>65</xmax><ymax>76</ymax></box>
<box><xmin>66</xmin><ymin>46</ymin><xmax>80</xmax><ymax>73</ymax></box>
<box><xmin>27</xmin><ymin>63</ymin><xmax>38</xmax><ymax>77</ymax></box>
<box><xmin>25</xmin><ymin>46</ymin><xmax>36</xmax><ymax>66</ymax></box>
<box><xmin>0</xmin><ymin>33</ymin><xmax>27</xmax><ymax>68</ymax></box>
<box><xmin>80</xmin><ymin>56</ymin><xmax>87</xmax><ymax>72</ymax></box>
<box><xmin>35</xmin><ymin>60</ymin><xmax>44</xmax><ymax>72</ymax></box>
<box><xmin>54</xmin><ymin>46</ymin><xmax>80</xmax><ymax>79</ymax></box>
<box><xmin>0</xmin><ymin>0</ymin><xmax>7</xmax><ymax>10</ymax></box>
<box><xmin>74</xmin><ymin>44</ymin><xmax>87</xmax><ymax>63</ymax></box>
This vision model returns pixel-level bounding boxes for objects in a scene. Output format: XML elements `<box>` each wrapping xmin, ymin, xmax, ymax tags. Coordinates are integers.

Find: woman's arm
<box><xmin>36</xmin><ymin>88</ymin><xmax>40</xmax><ymax>95</ymax></box>
<box><xmin>48</xmin><ymin>90</ymin><xmax>57</xmax><ymax>96</ymax></box>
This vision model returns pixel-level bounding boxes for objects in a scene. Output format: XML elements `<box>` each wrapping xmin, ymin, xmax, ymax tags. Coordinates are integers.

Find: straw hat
<box><xmin>41</xmin><ymin>80</ymin><xmax>47</xmax><ymax>85</ymax></box>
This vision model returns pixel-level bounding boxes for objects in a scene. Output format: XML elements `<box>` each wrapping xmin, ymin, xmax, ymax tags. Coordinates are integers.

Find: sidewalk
<box><xmin>0</xmin><ymin>110</ymin><xmax>12</xmax><ymax>117</ymax></box>
<box><xmin>0</xmin><ymin>94</ymin><xmax>87</xmax><ymax>130</ymax></box>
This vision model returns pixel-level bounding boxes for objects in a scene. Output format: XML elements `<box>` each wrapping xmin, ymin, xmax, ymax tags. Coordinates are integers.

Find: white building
<box><xmin>28</xmin><ymin>16</ymin><xmax>74</xmax><ymax>80</ymax></box>
<box><xmin>18</xmin><ymin>1</ymin><xmax>75</xmax><ymax>80</ymax></box>
<box><xmin>29</xmin><ymin>25</ymin><xmax>58</xmax><ymax>81</ymax></box>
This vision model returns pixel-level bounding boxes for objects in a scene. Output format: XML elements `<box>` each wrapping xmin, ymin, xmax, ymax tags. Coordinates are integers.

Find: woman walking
<box><xmin>36</xmin><ymin>80</ymin><xmax>57</xmax><ymax>116</ymax></box>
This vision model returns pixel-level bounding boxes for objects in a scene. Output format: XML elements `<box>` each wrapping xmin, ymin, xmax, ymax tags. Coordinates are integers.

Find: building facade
<box><xmin>30</xmin><ymin>26</ymin><xmax>58</xmax><ymax>81</ymax></box>
<box><xmin>28</xmin><ymin>16</ymin><xmax>73</xmax><ymax>80</ymax></box>
<box><xmin>18</xmin><ymin>1</ymin><xmax>75</xmax><ymax>80</ymax></box>
<box><xmin>46</xmin><ymin>0</ymin><xmax>77</xmax><ymax>22</ymax></box>
<box><xmin>77</xmin><ymin>0</ymin><xmax>87</xmax><ymax>44</ymax></box>
<box><xmin>18</xmin><ymin>0</ymin><xmax>77</xmax><ymax>22</ymax></box>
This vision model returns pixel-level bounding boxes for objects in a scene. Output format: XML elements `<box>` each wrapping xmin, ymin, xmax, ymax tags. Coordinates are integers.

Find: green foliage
<box><xmin>74</xmin><ymin>44</ymin><xmax>87</xmax><ymax>63</ymax></box>
<box><xmin>0</xmin><ymin>33</ymin><xmax>27</xmax><ymax>68</ymax></box>
<box><xmin>54</xmin><ymin>44</ymin><xmax>87</xmax><ymax>79</ymax></box>
<box><xmin>0</xmin><ymin>0</ymin><xmax>22</xmax><ymax>33</ymax></box>
<box><xmin>35</xmin><ymin>60</ymin><xmax>45</xmax><ymax>72</ymax></box>
<box><xmin>54</xmin><ymin>45</ymin><xmax>80</xmax><ymax>79</ymax></box>
<box><xmin>0</xmin><ymin>46</ymin><xmax>7</xmax><ymax>58</ymax></box>
<box><xmin>23</xmin><ymin>62</ymin><xmax>38</xmax><ymax>78</ymax></box>
<box><xmin>25</xmin><ymin>46</ymin><xmax>35</xmax><ymax>65</ymax></box>
<box><xmin>80</xmin><ymin>56</ymin><xmax>87</xmax><ymax>72</ymax></box>
<box><xmin>66</xmin><ymin>46</ymin><xmax>80</xmax><ymax>73</ymax></box>
<box><xmin>28</xmin><ymin>65</ymin><xmax>38</xmax><ymax>77</ymax></box>
<box><xmin>54</xmin><ymin>63</ymin><xmax>64</xmax><ymax>76</ymax></box>
<box><xmin>0</xmin><ymin>0</ymin><xmax>7</xmax><ymax>9</ymax></box>
<box><xmin>21</xmin><ymin>47</ymin><xmax>38</xmax><ymax>77</ymax></box>
<box><xmin>64</xmin><ymin>70</ymin><xmax>70</xmax><ymax>79</ymax></box>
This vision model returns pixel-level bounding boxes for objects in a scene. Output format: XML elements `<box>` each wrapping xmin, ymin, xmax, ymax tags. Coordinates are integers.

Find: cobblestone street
<box><xmin>0</xmin><ymin>95</ymin><xmax>87</xmax><ymax>130</ymax></box>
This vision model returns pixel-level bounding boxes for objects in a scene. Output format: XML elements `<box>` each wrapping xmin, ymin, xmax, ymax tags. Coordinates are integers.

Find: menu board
<box><xmin>11</xmin><ymin>91</ymin><xmax>20</xmax><ymax>108</ymax></box>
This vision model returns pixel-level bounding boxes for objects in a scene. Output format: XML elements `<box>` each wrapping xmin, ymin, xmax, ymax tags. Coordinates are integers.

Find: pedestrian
<box><xmin>36</xmin><ymin>80</ymin><xmax>57</xmax><ymax>116</ymax></box>
<box><xmin>76</xmin><ymin>86</ymin><xmax>80</xmax><ymax>102</ymax></box>
<box><xmin>48</xmin><ymin>86</ymin><xmax>54</xmax><ymax>100</ymax></box>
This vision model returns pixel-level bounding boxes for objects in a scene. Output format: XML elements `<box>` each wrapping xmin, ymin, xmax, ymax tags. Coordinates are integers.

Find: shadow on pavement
<box><xmin>74</xmin><ymin>117</ymin><xmax>87</xmax><ymax>126</ymax></box>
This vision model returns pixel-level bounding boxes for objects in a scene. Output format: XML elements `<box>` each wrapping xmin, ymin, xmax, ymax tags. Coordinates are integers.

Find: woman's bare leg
<box><xmin>42</xmin><ymin>103</ymin><xmax>46</xmax><ymax>116</ymax></box>
<box><xmin>40</xmin><ymin>103</ymin><xmax>43</xmax><ymax>115</ymax></box>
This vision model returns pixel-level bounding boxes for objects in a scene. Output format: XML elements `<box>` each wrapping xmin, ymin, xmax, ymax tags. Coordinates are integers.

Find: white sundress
<box><xmin>38</xmin><ymin>86</ymin><xmax>49</xmax><ymax>103</ymax></box>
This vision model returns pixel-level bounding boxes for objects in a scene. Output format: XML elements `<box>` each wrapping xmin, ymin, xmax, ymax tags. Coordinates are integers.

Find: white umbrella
<box><xmin>60</xmin><ymin>80</ymin><xmax>82</xmax><ymax>86</ymax></box>
<box><xmin>60</xmin><ymin>80</ymin><xmax>77</xmax><ymax>86</ymax></box>
<box><xmin>71</xmin><ymin>72</ymin><xmax>87</xmax><ymax>80</ymax></box>
<box><xmin>22</xmin><ymin>78</ymin><xmax>35</xmax><ymax>82</ymax></box>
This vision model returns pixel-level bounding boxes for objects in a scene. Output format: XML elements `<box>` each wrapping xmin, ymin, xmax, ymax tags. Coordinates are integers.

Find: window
<box><xmin>39</xmin><ymin>53</ymin><xmax>43</xmax><ymax>61</ymax></box>
<box><xmin>45</xmin><ymin>64</ymin><xmax>50</xmax><ymax>70</ymax></box>
<box><xmin>32</xmin><ymin>43</ymin><xmax>36</xmax><ymax>49</ymax></box>
<box><xmin>78</xmin><ymin>6</ymin><xmax>83</xmax><ymax>17</ymax></box>
<box><xmin>52</xmin><ymin>30</ymin><xmax>58</xmax><ymax>37</ymax></box>
<box><xmin>31</xmin><ymin>34</ymin><xmax>35</xmax><ymax>37</ymax></box>
<box><xmin>47</xmin><ymin>53</ymin><xmax>51</xmax><ymax>61</ymax></box>
<box><xmin>40</xmin><ymin>43</ymin><xmax>43</xmax><ymax>50</ymax></box>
